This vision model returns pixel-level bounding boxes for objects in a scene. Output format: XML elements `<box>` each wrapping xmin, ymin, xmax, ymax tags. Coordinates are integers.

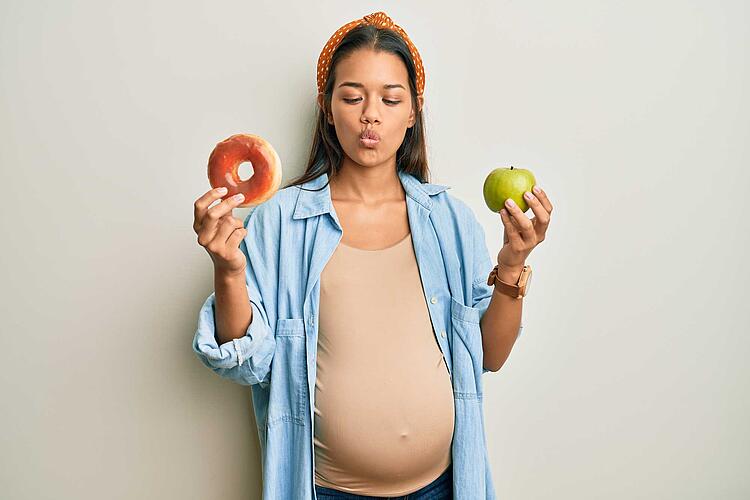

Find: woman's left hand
<box><xmin>496</xmin><ymin>186</ymin><xmax>553</xmax><ymax>269</ymax></box>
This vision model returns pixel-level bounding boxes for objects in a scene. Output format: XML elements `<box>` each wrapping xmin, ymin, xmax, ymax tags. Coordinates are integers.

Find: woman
<box><xmin>192</xmin><ymin>11</ymin><xmax>553</xmax><ymax>500</ymax></box>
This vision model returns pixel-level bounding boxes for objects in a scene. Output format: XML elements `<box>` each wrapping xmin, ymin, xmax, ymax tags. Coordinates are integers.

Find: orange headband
<box><xmin>316</xmin><ymin>11</ymin><xmax>425</xmax><ymax>97</ymax></box>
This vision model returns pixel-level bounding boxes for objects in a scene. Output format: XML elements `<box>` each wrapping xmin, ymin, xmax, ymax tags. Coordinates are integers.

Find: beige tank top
<box><xmin>313</xmin><ymin>232</ymin><xmax>455</xmax><ymax>496</ymax></box>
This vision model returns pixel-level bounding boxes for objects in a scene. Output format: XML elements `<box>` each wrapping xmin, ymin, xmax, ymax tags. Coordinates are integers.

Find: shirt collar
<box><xmin>292</xmin><ymin>169</ymin><xmax>450</xmax><ymax>220</ymax></box>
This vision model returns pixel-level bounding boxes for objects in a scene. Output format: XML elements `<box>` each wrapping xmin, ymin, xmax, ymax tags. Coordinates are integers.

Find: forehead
<box><xmin>334</xmin><ymin>49</ymin><xmax>409</xmax><ymax>88</ymax></box>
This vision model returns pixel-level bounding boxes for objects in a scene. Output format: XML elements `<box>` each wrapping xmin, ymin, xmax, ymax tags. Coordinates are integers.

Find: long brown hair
<box><xmin>283</xmin><ymin>23</ymin><xmax>432</xmax><ymax>192</ymax></box>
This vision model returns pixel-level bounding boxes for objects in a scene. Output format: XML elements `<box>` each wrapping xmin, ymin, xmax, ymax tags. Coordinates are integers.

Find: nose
<box><xmin>360</xmin><ymin>97</ymin><xmax>381</xmax><ymax>125</ymax></box>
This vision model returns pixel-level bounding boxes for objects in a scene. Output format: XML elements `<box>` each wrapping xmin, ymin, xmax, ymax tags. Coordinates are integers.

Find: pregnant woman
<box><xmin>192</xmin><ymin>11</ymin><xmax>553</xmax><ymax>500</ymax></box>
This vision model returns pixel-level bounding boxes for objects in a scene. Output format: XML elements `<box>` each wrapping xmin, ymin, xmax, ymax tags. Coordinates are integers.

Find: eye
<box><xmin>343</xmin><ymin>98</ymin><xmax>401</xmax><ymax>106</ymax></box>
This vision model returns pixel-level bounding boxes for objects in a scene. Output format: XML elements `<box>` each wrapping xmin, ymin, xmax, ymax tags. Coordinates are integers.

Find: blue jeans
<box><xmin>314</xmin><ymin>463</ymin><xmax>453</xmax><ymax>499</ymax></box>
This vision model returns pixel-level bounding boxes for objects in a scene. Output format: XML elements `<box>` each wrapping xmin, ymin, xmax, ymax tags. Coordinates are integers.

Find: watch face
<box><xmin>525</xmin><ymin>271</ymin><xmax>532</xmax><ymax>294</ymax></box>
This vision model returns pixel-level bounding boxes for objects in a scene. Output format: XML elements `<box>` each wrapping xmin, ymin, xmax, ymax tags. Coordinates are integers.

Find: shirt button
<box><xmin>430</xmin><ymin>296</ymin><xmax>437</xmax><ymax>304</ymax></box>
<box><xmin>441</xmin><ymin>330</ymin><xmax>447</xmax><ymax>338</ymax></box>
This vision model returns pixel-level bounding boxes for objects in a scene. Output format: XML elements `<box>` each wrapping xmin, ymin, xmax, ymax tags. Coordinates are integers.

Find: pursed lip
<box><xmin>360</xmin><ymin>129</ymin><xmax>381</xmax><ymax>141</ymax></box>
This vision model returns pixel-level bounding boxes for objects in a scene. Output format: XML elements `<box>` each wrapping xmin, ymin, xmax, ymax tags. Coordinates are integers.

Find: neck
<box><xmin>330</xmin><ymin>157</ymin><xmax>404</xmax><ymax>204</ymax></box>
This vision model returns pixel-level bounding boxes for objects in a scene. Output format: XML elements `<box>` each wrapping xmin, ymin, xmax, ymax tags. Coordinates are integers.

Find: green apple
<box><xmin>483</xmin><ymin>166</ymin><xmax>537</xmax><ymax>213</ymax></box>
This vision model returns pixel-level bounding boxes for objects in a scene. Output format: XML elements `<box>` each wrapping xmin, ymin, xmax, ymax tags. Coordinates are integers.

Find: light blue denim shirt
<box><xmin>193</xmin><ymin>169</ymin><xmax>523</xmax><ymax>499</ymax></box>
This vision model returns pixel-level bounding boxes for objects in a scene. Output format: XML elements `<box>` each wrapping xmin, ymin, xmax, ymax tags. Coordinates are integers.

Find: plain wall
<box><xmin>1</xmin><ymin>1</ymin><xmax>748</xmax><ymax>498</ymax></box>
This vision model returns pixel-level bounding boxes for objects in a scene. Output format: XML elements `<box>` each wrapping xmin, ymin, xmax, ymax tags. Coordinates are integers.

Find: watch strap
<box><xmin>487</xmin><ymin>264</ymin><xmax>524</xmax><ymax>299</ymax></box>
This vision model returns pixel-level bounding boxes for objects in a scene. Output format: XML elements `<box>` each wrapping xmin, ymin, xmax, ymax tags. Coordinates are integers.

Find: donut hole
<box><xmin>238</xmin><ymin>161</ymin><xmax>255</xmax><ymax>182</ymax></box>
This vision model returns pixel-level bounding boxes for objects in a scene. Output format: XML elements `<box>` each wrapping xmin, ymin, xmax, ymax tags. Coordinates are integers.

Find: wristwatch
<box><xmin>487</xmin><ymin>264</ymin><xmax>532</xmax><ymax>299</ymax></box>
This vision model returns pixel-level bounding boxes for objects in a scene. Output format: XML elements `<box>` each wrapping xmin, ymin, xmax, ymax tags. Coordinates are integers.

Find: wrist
<box><xmin>495</xmin><ymin>263</ymin><xmax>525</xmax><ymax>283</ymax></box>
<box><xmin>215</xmin><ymin>267</ymin><xmax>246</xmax><ymax>285</ymax></box>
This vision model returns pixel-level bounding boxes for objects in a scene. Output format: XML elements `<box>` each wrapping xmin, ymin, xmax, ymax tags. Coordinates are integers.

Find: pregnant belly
<box><xmin>313</xmin><ymin>351</ymin><xmax>454</xmax><ymax>494</ymax></box>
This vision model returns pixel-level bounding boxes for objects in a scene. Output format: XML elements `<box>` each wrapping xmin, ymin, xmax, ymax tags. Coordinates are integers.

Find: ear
<box><xmin>318</xmin><ymin>92</ymin><xmax>334</xmax><ymax>125</ymax></box>
<box><xmin>408</xmin><ymin>94</ymin><xmax>424</xmax><ymax>128</ymax></box>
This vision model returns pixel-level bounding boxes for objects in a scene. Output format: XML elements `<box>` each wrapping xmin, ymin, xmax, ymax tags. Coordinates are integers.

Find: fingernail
<box><xmin>533</xmin><ymin>186</ymin><xmax>541</xmax><ymax>194</ymax></box>
<box><xmin>505</xmin><ymin>198</ymin><xmax>516</xmax><ymax>208</ymax></box>
<box><xmin>217</xmin><ymin>187</ymin><xmax>228</xmax><ymax>194</ymax></box>
<box><xmin>524</xmin><ymin>191</ymin><xmax>533</xmax><ymax>200</ymax></box>
<box><xmin>233</xmin><ymin>193</ymin><xmax>244</xmax><ymax>201</ymax></box>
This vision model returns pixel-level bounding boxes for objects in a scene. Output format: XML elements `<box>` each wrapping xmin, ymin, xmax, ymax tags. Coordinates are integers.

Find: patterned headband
<box><xmin>316</xmin><ymin>11</ymin><xmax>425</xmax><ymax>97</ymax></box>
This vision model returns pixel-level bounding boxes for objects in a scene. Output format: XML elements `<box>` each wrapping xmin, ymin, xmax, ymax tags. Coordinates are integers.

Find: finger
<box><xmin>504</xmin><ymin>199</ymin><xmax>535</xmax><ymax>242</ymax></box>
<box><xmin>227</xmin><ymin>225</ymin><xmax>247</xmax><ymax>248</ymax></box>
<box><xmin>522</xmin><ymin>191</ymin><xmax>550</xmax><ymax>226</ymax></box>
<box><xmin>200</xmin><ymin>192</ymin><xmax>246</xmax><ymax>235</ymax></box>
<box><xmin>531</xmin><ymin>185</ymin><xmax>553</xmax><ymax>214</ymax></box>
<box><xmin>214</xmin><ymin>216</ymin><xmax>244</xmax><ymax>247</ymax></box>
<box><xmin>506</xmin><ymin>209</ymin><xmax>524</xmax><ymax>231</ymax></box>
<box><xmin>194</xmin><ymin>187</ymin><xmax>230</xmax><ymax>233</ymax></box>
<box><xmin>522</xmin><ymin>190</ymin><xmax>550</xmax><ymax>240</ymax></box>
<box><xmin>500</xmin><ymin>208</ymin><xmax>523</xmax><ymax>246</ymax></box>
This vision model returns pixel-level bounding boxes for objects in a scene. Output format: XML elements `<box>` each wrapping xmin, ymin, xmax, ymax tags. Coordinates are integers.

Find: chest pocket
<box><xmin>267</xmin><ymin>318</ymin><xmax>307</xmax><ymax>427</ymax></box>
<box><xmin>450</xmin><ymin>296</ymin><xmax>484</xmax><ymax>399</ymax></box>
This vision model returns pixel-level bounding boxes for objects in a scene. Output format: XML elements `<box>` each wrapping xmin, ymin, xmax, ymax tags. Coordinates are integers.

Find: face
<box><xmin>317</xmin><ymin>48</ymin><xmax>423</xmax><ymax>169</ymax></box>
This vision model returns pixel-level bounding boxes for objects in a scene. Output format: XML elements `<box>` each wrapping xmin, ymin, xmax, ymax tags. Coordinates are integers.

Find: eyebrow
<box><xmin>337</xmin><ymin>81</ymin><xmax>406</xmax><ymax>90</ymax></box>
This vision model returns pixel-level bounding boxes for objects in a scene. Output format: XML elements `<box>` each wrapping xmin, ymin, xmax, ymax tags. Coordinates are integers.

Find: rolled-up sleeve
<box><xmin>469</xmin><ymin>212</ymin><xmax>524</xmax><ymax>374</ymax></box>
<box><xmin>192</xmin><ymin>288</ymin><xmax>275</xmax><ymax>387</ymax></box>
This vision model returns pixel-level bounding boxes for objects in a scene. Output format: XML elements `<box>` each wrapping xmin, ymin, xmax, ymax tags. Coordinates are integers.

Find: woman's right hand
<box><xmin>194</xmin><ymin>188</ymin><xmax>248</xmax><ymax>277</ymax></box>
